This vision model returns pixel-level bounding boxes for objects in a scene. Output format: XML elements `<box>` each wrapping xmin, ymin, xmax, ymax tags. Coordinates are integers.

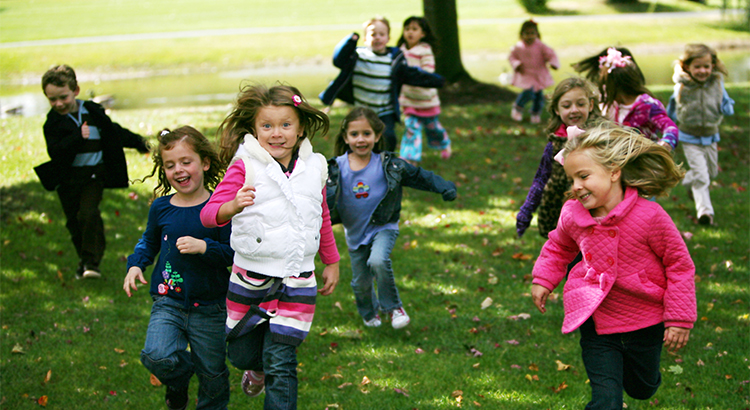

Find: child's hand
<box><xmin>123</xmin><ymin>267</ymin><xmax>148</xmax><ymax>297</ymax></box>
<box><xmin>318</xmin><ymin>262</ymin><xmax>339</xmax><ymax>296</ymax></box>
<box><xmin>352</xmin><ymin>33</ymin><xmax>359</xmax><ymax>42</ymax></box>
<box><xmin>657</xmin><ymin>140</ymin><xmax>673</xmax><ymax>151</ymax></box>
<box><xmin>233</xmin><ymin>185</ymin><xmax>256</xmax><ymax>212</ymax></box>
<box><xmin>176</xmin><ymin>236</ymin><xmax>207</xmax><ymax>255</ymax></box>
<box><xmin>664</xmin><ymin>327</ymin><xmax>690</xmax><ymax>353</ymax></box>
<box><xmin>81</xmin><ymin>121</ymin><xmax>90</xmax><ymax>139</ymax></box>
<box><xmin>531</xmin><ymin>284</ymin><xmax>551</xmax><ymax>313</ymax></box>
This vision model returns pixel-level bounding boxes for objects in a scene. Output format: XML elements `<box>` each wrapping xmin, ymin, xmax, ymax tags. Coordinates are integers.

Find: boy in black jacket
<box><xmin>39</xmin><ymin>65</ymin><xmax>149</xmax><ymax>279</ymax></box>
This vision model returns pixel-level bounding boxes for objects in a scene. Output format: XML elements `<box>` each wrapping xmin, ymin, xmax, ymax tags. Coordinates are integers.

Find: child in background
<box><xmin>396</xmin><ymin>16</ymin><xmax>452</xmax><ymax>164</ymax></box>
<box><xmin>124</xmin><ymin>126</ymin><xmax>233</xmax><ymax>410</ymax></box>
<box><xmin>597</xmin><ymin>48</ymin><xmax>679</xmax><ymax>150</ymax></box>
<box><xmin>509</xmin><ymin>19</ymin><xmax>559</xmax><ymax>124</ymax></box>
<box><xmin>531</xmin><ymin>124</ymin><xmax>696</xmax><ymax>409</ymax></box>
<box><xmin>667</xmin><ymin>44</ymin><xmax>735</xmax><ymax>226</ymax></box>
<box><xmin>319</xmin><ymin>16</ymin><xmax>445</xmax><ymax>152</ymax></box>
<box><xmin>38</xmin><ymin>64</ymin><xmax>149</xmax><ymax>279</ymax></box>
<box><xmin>201</xmin><ymin>84</ymin><xmax>339</xmax><ymax>410</ymax></box>
<box><xmin>327</xmin><ymin>107</ymin><xmax>457</xmax><ymax>329</ymax></box>
<box><xmin>517</xmin><ymin>77</ymin><xmax>602</xmax><ymax>238</ymax></box>
<box><xmin>572</xmin><ymin>46</ymin><xmax>645</xmax><ymax>95</ymax></box>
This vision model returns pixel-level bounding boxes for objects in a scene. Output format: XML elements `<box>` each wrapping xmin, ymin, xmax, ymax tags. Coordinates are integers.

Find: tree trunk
<box><xmin>423</xmin><ymin>0</ymin><xmax>516</xmax><ymax>104</ymax></box>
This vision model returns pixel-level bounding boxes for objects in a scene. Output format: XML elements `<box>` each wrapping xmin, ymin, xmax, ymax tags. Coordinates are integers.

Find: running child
<box><xmin>200</xmin><ymin>84</ymin><xmax>339</xmax><ymax>410</ymax></box>
<box><xmin>596</xmin><ymin>47</ymin><xmax>679</xmax><ymax>150</ymax></box>
<box><xmin>517</xmin><ymin>77</ymin><xmax>603</xmax><ymax>238</ymax></box>
<box><xmin>667</xmin><ymin>43</ymin><xmax>735</xmax><ymax>226</ymax></box>
<box><xmin>396</xmin><ymin>16</ymin><xmax>452</xmax><ymax>164</ymax></box>
<box><xmin>508</xmin><ymin>19</ymin><xmax>559</xmax><ymax>124</ymax></box>
<box><xmin>531</xmin><ymin>123</ymin><xmax>696</xmax><ymax>409</ymax></box>
<box><xmin>319</xmin><ymin>16</ymin><xmax>445</xmax><ymax>152</ymax></box>
<box><xmin>124</xmin><ymin>126</ymin><xmax>233</xmax><ymax>410</ymax></box>
<box><xmin>327</xmin><ymin>107</ymin><xmax>457</xmax><ymax>329</ymax></box>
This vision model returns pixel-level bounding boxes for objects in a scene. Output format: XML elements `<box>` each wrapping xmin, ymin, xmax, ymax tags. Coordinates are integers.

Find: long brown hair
<box><xmin>333</xmin><ymin>107</ymin><xmax>386</xmax><ymax>157</ymax></box>
<box><xmin>217</xmin><ymin>83</ymin><xmax>329</xmax><ymax>166</ymax></box>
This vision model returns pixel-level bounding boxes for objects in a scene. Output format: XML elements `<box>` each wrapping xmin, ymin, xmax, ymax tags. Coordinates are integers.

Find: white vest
<box><xmin>230</xmin><ymin>135</ymin><xmax>327</xmax><ymax>278</ymax></box>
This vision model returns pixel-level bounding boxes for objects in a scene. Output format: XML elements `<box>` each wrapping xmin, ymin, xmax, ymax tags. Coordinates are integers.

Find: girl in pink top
<box><xmin>200</xmin><ymin>84</ymin><xmax>339</xmax><ymax>409</ymax></box>
<box><xmin>509</xmin><ymin>19</ymin><xmax>559</xmax><ymax>124</ymax></box>
<box><xmin>531</xmin><ymin>123</ymin><xmax>696</xmax><ymax>409</ymax></box>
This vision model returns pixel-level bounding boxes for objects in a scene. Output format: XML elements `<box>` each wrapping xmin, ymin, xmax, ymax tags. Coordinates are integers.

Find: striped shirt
<box><xmin>68</xmin><ymin>101</ymin><xmax>104</xmax><ymax>168</ymax></box>
<box><xmin>353</xmin><ymin>48</ymin><xmax>393</xmax><ymax>115</ymax></box>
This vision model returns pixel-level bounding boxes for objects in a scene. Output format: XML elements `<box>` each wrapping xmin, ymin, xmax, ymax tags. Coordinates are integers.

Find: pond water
<box><xmin>1</xmin><ymin>49</ymin><xmax>747</xmax><ymax>118</ymax></box>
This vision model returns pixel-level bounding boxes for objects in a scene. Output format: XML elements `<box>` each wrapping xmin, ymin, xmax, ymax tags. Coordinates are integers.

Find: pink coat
<box><xmin>532</xmin><ymin>187</ymin><xmax>696</xmax><ymax>335</ymax></box>
<box><xmin>509</xmin><ymin>39</ymin><xmax>559</xmax><ymax>91</ymax></box>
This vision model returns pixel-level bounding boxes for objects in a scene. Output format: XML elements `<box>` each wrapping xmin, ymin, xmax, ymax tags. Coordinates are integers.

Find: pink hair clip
<box><xmin>292</xmin><ymin>95</ymin><xmax>302</xmax><ymax>107</ymax></box>
<box><xmin>598</xmin><ymin>47</ymin><xmax>632</xmax><ymax>74</ymax></box>
<box><xmin>554</xmin><ymin>149</ymin><xmax>566</xmax><ymax>166</ymax></box>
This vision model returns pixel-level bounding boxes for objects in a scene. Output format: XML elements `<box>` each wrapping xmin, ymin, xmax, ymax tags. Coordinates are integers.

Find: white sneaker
<box><xmin>390</xmin><ymin>308</ymin><xmax>410</xmax><ymax>329</ymax></box>
<box><xmin>511</xmin><ymin>106</ymin><xmax>523</xmax><ymax>122</ymax></box>
<box><xmin>530</xmin><ymin>114</ymin><xmax>541</xmax><ymax>124</ymax></box>
<box><xmin>363</xmin><ymin>315</ymin><xmax>382</xmax><ymax>327</ymax></box>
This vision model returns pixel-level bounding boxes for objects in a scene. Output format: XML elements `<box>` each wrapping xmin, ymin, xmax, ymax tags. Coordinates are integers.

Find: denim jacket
<box><xmin>326</xmin><ymin>151</ymin><xmax>457</xmax><ymax>226</ymax></box>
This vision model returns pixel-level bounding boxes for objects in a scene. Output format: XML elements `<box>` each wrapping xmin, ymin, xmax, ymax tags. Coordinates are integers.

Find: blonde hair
<box><xmin>563</xmin><ymin>122</ymin><xmax>685</xmax><ymax>198</ymax></box>
<box><xmin>364</xmin><ymin>16</ymin><xmax>390</xmax><ymax>33</ymax></box>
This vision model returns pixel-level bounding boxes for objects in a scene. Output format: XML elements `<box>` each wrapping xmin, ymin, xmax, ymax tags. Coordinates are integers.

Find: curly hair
<box><xmin>333</xmin><ymin>107</ymin><xmax>386</xmax><ymax>157</ymax></box>
<box><xmin>563</xmin><ymin>122</ymin><xmax>685</xmax><ymax>198</ymax></box>
<box><xmin>141</xmin><ymin>126</ymin><xmax>224</xmax><ymax>199</ymax></box>
<box><xmin>217</xmin><ymin>83</ymin><xmax>329</xmax><ymax>166</ymax></box>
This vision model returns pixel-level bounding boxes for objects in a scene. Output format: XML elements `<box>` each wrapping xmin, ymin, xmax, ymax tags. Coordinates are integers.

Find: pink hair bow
<box><xmin>553</xmin><ymin>126</ymin><xmax>585</xmax><ymax>165</ymax></box>
<box><xmin>598</xmin><ymin>47</ymin><xmax>632</xmax><ymax>73</ymax></box>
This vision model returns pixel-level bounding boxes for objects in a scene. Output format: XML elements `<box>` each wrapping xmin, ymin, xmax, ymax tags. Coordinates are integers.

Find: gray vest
<box><xmin>675</xmin><ymin>73</ymin><xmax>724</xmax><ymax>137</ymax></box>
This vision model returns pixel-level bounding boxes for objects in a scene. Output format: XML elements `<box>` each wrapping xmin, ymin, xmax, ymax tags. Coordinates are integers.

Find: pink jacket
<box><xmin>532</xmin><ymin>187</ymin><xmax>696</xmax><ymax>335</ymax></box>
<box><xmin>509</xmin><ymin>39</ymin><xmax>559</xmax><ymax>91</ymax></box>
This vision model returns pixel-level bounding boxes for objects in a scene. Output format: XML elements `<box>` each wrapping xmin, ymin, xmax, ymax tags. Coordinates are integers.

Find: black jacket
<box><xmin>326</xmin><ymin>151</ymin><xmax>457</xmax><ymax>226</ymax></box>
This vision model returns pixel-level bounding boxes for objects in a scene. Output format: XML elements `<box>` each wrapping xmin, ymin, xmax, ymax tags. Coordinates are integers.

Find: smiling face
<box><xmin>686</xmin><ymin>54</ymin><xmax>713</xmax><ymax>83</ymax></box>
<box><xmin>521</xmin><ymin>28</ymin><xmax>538</xmax><ymax>45</ymax></box>
<box><xmin>402</xmin><ymin>21</ymin><xmax>425</xmax><ymax>49</ymax></box>
<box><xmin>44</xmin><ymin>83</ymin><xmax>79</xmax><ymax>116</ymax></box>
<box><xmin>365</xmin><ymin>20</ymin><xmax>390</xmax><ymax>54</ymax></box>
<box><xmin>254</xmin><ymin>105</ymin><xmax>302</xmax><ymax>167</ymax></box>
<box><xmin>564</xmin><ymin>148</ymin><xmax>623</xmax><ymax>218</ymax></box>
<box><xmin>162</xmin><ymin>139</ymin><xmax>210</xmax><ymax>200</ymax></box>
<box><xmin>344</xmin><ymin>118</ymin><xmax>381</xmax><ymax>161</ymax></box>
<box><xmin>555</xmin><ymin>87</ymin><xmax>594</xmax><ymax>128</ymax></box>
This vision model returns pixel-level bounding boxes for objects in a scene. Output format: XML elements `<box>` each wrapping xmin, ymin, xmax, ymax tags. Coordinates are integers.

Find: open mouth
<box><xmin>175</xmin><ymin>176</ymin><xmax>190</xmax><ymax>185</ymax></box>
<box><xmin>578</xmin><ymin>192</ymin><xmax>591</xmax><ymax>201</ymax></box>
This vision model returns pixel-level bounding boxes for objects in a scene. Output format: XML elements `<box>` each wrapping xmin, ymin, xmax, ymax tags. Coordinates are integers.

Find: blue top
<box><xmin>127</xmin><ymin>194</ymin><xmax>233</xmax><ymax>307</ymax></box>
<box><xmin>336</xmin><ymin>153</ymin><xmax>398</xmax><ymax>249</ymax></box>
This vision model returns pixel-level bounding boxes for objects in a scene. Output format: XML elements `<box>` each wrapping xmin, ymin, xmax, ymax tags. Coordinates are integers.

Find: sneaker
<box><xmin>698</xmin><ymin>214</ymin><xmax>714</xmax><ymax>225</ymax></box>
<box><xmin>82</xmin><ymin>265</ymin><xmax>101</xmax><ymax>279</ymax></box>
<box><xmin>530</xmin><ymin>114</ymin><xmax>541</xmax><ymax>124</ymax></box>
<box><xmin>363</xmin><ymin>315</ymin><xmax>382</xmax><ymax>327</ymax></box>
<box><xmin>165</xmin><ymin>385</ymin><xmax>189</xmax><ymax>410</ymax></box>
<box><xmin>511</xmin><ymin>106</ymin><xmax>523</xmax><ymax>122</ymax></box>
<box><xmin>390</xmin><ymin>308</ymin><xmax>410</xmax><ymax>329</ymax></box>
<box><xmin>241</xmin><ymin>370</ymin><xmax>265</xmax><ymax>397</ymax></box>
<box><xmin>440</xmin><ymin>146</ymin><xmax>452</xmax><ymax>160</ymax></box>
<box><xmin>75</xmin><ymin>263</ymin><xmax>85</xmax><ymax>280</ymax></box>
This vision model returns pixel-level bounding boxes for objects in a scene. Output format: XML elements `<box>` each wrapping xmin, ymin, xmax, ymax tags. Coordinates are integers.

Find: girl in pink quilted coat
<box><xmin>531</xmin><ymin>123</ymin><xmax>696</xmax><ymax>410</ymax></box>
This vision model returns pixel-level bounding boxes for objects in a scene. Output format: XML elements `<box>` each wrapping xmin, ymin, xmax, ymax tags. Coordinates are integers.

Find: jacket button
<box><xmin>585</xmin><ymin>253</ymin><xmax>592</xmax><ymax>261</ymax></box>
<box><xmin>588</xmin><ymin>227</ymin><xmax>595</xmax><ymax>234</ymax></box>
<box><xmin>256</xmin><ymin>238</ymin><xmax>262</xmax><ymax>243</ymax></box>
<box><xmin>606</xmin><ymin>257</ymin><xmax>614</xmax><ymax>266</ymax></box>
<box><xmin>609</xmin><ymin>231</ymin><xmax>617</xmax><ymax>238</ymax></box>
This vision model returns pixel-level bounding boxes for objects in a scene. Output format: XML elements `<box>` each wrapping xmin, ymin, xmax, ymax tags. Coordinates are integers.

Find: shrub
<box><xmin>516</xmin><ymin>0</ymin><xmax>547</xmax><ymax>13</ymax></box>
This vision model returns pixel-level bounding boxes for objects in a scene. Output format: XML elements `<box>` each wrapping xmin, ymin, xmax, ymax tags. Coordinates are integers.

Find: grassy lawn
<box><xmin>1</xmin><ymin>84</ymin><xmax>747</xmax><ymax>409</ymax></box>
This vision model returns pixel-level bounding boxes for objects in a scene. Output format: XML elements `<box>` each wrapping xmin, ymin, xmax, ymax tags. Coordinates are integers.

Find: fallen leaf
<box><xmin>43</xmin><ymin>369</ymin><xmax>52</xmax><ymax>384</ymax></box>
<box><xmin>551</xmin><ymin>381</ymin><xmax>568</xmax><ymax>393</ymax></box>
<box><xmin>556</xmin><ymin>360</ymin><xmax>571</xmax><ymax>371</ymax></box>
<box><xmin>333</xmin><ymin>302</ymin><xmax>343</xmax><ymax>311</ymax></box>
<box><xmin>109</xmin><ymin>390</ymin><xmax>117</xmax><ymax>396</ymax></box>
<box><xmin>361</xmin><ymin>376</ymin><xmax>371</xmax><ymax>386</ymax></box>
<box><xmin>668</xmin><ymin>365</ymin><xmax>683</xmax><ymax>374</ymax></box>
<box><xmin>114</xmin><ymin>348</ymin><xmax>125</xmax><ymax>354</ymax></box>
<box><xmin>480</xmin><ymin>297</ymin><xmax>493</xmax><ymax>309</ymax></box>
<box><xmin>338</xmin><ymin>382</ymin><xmax>352</xmax><ymax>389</ymax></box>
<box><xmin>415</xmin><ymin>348</ymin><xmax>425</xmax><ymax>354</ymax></box>
<box><xmin>12</xmin><ymin>343</ymin><xmax>25</xmax><ymax>354</ymax></box>
<box><xmin>150</xmin><ymin>374</ymin><xmax>162</xmax><ymax>387</ymax></box>
<box><xmin>681</xmin><ymin>231</ymin><xmax>693</xmax><ymax>241</ymax></box>
<box><xmin>511</xmin><ymin>364</ymin><xmax>522</xmax><ymax>370</ymax></box>
<box><xmin>528</xmin><ymin>363</ymin><xmax>539</xmax><ymax>371</ymax></box>
<box><xmin>512</xmin><ymin>252</ymin><xmax>533</xmax><ymax>261</ymax></box>
<box><xmin>506</xmin><ymin>339</ymin><xmax>520</xmax><ymax>345</ymax></box>
<box><xmin>393</xmin><ymin>387</ymin><xmax>409</xmax><ymax>396</ymax></box>
<box><xmin>37</xmin><ymin>396</ymin><xmax>48</xmax><ymax>407</ymax></box>
<box><xmin>696</xmin><ymin>359</ymin><xmax>704</xmax><ymax>366</ymax></box>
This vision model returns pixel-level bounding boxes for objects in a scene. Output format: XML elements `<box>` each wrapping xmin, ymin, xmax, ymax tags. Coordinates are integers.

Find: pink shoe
<box><xmin>530</xmin><ymin>114</ymin><xmax>541</xmax><ymax>124</ymax></box>
<box><xmin>241</xmin><ymin>370</ymin><xmax>265</xmax><ymax>397</ymax></box>
<box><xmin>511</xmin><ymin>106</ymin><xmax>523</xmax><ymax>122</ymax></box>
<box><xmin>440</xmin><ymin>146</ymin><xmax>452</xmax><ymax>160</ymax></box>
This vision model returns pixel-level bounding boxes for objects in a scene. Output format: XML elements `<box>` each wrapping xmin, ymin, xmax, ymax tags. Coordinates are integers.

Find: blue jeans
<box><xmin>514</xmin><ymin>88</ymin><xmax>545</xmax><ymax>114</ymax></box>
<box><xmin>227</xmin><ymin>322</ymin><xmax>298</xmax><ymax>410</ymax></box>
<box><xmin>349</xmin><ymin>229</ymin><xmax>402</xmax><ymax>321</ymax></box>
<box><xmin>379</xmin><ymin>112</ymin><xmax>398</xmax><ymax>152</ymax></box>
<box><xmin>141</xmin><ymin>296</ymin><xmax>229</xmax><ymax>410</ymax></box>
<box><xmin>579</xmin><ymin>318</ymin><xmax>663</xmax><ymax>410</ymax></box>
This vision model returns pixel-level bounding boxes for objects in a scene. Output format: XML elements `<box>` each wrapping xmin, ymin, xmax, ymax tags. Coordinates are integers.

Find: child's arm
<box><xmin>542</xmin><ymin>43</ymin><xmax>560</xmax><ymax>70</ymax></box>
<box><xmin>531</xmin><ymin>211</ymin><xmax>579</xmax><ymax>298</ymax></box>
<box><xmin>646</xmin><ymin>101</ymin><xmax>679</xmax><ymax>150</ymax></box>
<box><xmin>317</xmin><ymin>189</ymin><xmax>340</xmax><ymax>296</ymax></box>
<box><xmin>396</xmin><ymin>51</ymin><xmax>445</xmax><ymax>89</ymax></box>
<box><xmin>123</xmin><ymin>203</ymin><xmax>162</xmax><ymax>296</ymax></box>
<box><xmin>664</xmin><ymin>327</ymin><xmax>691</xmax><ymax>353</ymax></box>
<box><xmin>721</xmin><ymin>84</ymin><xmax>735</xmax><ymax>116</ymax></box>
<box><xmin>201</xmin><ymin>161</ymin><xmax>253</xmax><ymax>227</ymax></box>
<box><xmin>88</xmin><ymin>102</ymin><xmax>150</xmax><ymax>153</ymax></box>
<box><xmin>332</xmin><ymin>33</ymin><xmax>359</xmax><ymax>69</ymax></box>
<box><xmin>178</xmin><ymin>223</ymin><xmax>234</xmax><ymax>268</ymax></box>
<box><xmin>43</xmin><ymin>118</ymin><xmax>85</xmax><ymax>163</ymax></box>
<box><xmin>400</xmin><ymin>160</ymin><xmax>457</xmax><ymax>201</ymax></box>
<box><xmin>508</xmin><ymin>44</ymin><xmax>523</xmax><ymax>72</ymax></box>
<box><xmin>517</xmin><ymin>142</ymin><xmax>555</xmax><ymax>238</ymax></box>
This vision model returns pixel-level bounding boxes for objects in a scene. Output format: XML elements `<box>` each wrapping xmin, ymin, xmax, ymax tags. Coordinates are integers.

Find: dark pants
<box><xmin>579</xmin><ymin>318</ymin><xmax>663</xmax><ymax>410</ymax></box>
<box><xmin>228</xmin><ymin>322</ymin><xmax>298</xmax><ymax>410</ymax></box>
<box><xmin>56</xmin><ymin>176</ymin><xmax>105</xmax><ymax>270</ymax></box>
<box><xmin>379</xmin><ymin>112</ymin><xmax>398</xmax><ymax>152</ymax></box>
<box><xmin>514</xmin><ymin>88</ymin><xmax>545</xmax><ymax>115</ymax></box>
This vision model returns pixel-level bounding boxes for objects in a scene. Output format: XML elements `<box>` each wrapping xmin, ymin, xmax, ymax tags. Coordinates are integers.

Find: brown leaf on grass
<box><xmin>37</xmin><ymin>395</ymin><xmax>48</xmax><ymax>407</ymax></box>
<box><xmin>337</xmin><ymin>382</ymin><xmax>353</xmax><ymax>389</ymax></box>
<box><xmin>57</xmin><ymin>271</ymin><xmax>64</xmax><ymax>282</ymax></box>
<box><xmin>12</xmin><ymin>343</ymin><xmax>25</xmax><ymax>354</ymax></box>
<box><xmin>361</xmin><ymin>376</ymin><xmax>371</xmax><ymax>386</ymax></box>
<box><xmin>114</xmin><ymin>348</ymin><xmax>125</xmax><ymax>354</ymax></box>
<box><xmin>525</xmin><ymin>374</ymin><xmax>539</xmax><ymax>381</ymax></box>
<box><xmin>556</xmin><ymin>360</ymin><xmax>571</xmax><ymax>371</ymax></box>
<box><xmin>451</xmin><ymin>390</ymin><xmax>463</xmax><ymax>403</ymax></box>
<box><xmin>333</xmin><ymin>302</ymin><xmax>343</xmax><ymax>311</ymax></box>
<box><xmin>150</xmin><ymin>374</ymin><xmax>162</xmax><ymax>387</ymax></box>
<box><xmin>511</xmin><ymin>252</ymin><xmax>532</xmax><ymax>261</ymax></box>
<box><xmin>491</xmin><ymin>247</ymin><xmax>505</xmax><ymax>257</ymax></box>
<box><xmin>550</xmin><ymin>381</ymin><xmax>568</xmax><ymax>393</ymax></box>
<box><xmin>528</xmin><ymin>363</ymin><xmax>539</xmax><ymax>371</ymax></box>
<box><xmin>43</xmin><ymin>369</ymin><xmax>52</xmax><ymax>384</ymax></box>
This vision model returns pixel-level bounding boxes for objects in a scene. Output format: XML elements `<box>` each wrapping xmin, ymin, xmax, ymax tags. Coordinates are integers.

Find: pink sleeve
<box><xmin>200</xmin><ymin>161</ymin><xmax>245</xmax><ymax>228</ymax></box>
<box><xmin>508</xmin><ymin>44</ymin><xmax>523</xmax><ymax>70</ymax></box>
<box><xmin>543</xmin><ymin>43</ymin><xmax>560</xmax><ymax>69</ymax></box>
<box><xmin>318</xmin><ymin>187</ymin><xmax>340</xmax><ymax>265</ymax></box>
<box><xmin>531</xmin><ymin>206</ymin><xmax>580</xmax><ymax>291</ymax></box>
<box><xmin>420</xmin><ymin>45</ymin><xmax>436</xmax><ymax>73</ymax></box>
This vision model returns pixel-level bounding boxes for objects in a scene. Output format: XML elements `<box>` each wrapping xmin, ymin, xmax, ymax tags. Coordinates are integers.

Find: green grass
<box><xmin>1</xmin><ymin>85</ymin><xmax>748</xmax><ymax>409</ymax></box>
